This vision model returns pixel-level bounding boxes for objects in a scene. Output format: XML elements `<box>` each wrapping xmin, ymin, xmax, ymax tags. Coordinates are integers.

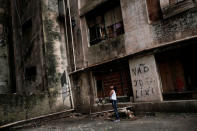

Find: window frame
<box><xmin>85</xmin><ymin>3</ymin><xmax>124</xmax><ymax>46</ymax></box>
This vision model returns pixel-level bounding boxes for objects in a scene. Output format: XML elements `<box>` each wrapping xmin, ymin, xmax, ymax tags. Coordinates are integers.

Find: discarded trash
<box><xmin>119</xmin><ymin>107</ymin><xmax>135</xmax><ymax>119</ymax></box>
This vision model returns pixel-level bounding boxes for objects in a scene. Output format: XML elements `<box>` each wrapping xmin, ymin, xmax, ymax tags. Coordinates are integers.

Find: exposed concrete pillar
<box><xmin>41</xmin><ymin>0</ymin><xmax>73</xmax><ymax>109</ymax></box>
<box><xmin>0</xmin><ymin>1</ymin><xmax>10</xmax><ymax>94</ymax></box>
<box><xmin>129</xmin><ymin>55</ymin><xmax>163</xmax><ymax>102</ymax></box>
<box><xmin>72</xmin><ymin>72</ymin><xmax>91</xmax><ymax>113</ymax></box>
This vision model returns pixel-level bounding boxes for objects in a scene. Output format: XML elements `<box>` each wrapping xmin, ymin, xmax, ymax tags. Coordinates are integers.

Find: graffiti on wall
<box><xmin>132</xmin><ymin>64</ymin><xmax>149</xmax><ymax>76</ymax></box>
<box><xmin>61</xmin><ymin>71</ymin><xmax>70</xmax><ymax>103</ymax></box>
<box><xmin>131</xmin><ymin>64</ymin><xmax>156</xmax><ymax>99</ymax></box>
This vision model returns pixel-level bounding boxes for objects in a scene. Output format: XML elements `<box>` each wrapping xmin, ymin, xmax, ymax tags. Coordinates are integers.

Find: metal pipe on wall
<box><xmin>67</xmin><ymin>0</ymin><xmax>77</xmax><ymax>71</ymax></box>
<box><xmin>62</xmin><ymin>0</ymin><xmax>75</xmax><ymax>109</ymax></box>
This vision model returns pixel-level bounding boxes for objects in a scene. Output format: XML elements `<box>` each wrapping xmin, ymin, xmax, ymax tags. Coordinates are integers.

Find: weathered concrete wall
<box><xmin>10</xmin><ymin>0</ymin><xmax>45</xmax><ymax>94</ymax></box>
<box><xmin>0</xmin><ymin>0</ymin><xmax>10</xmax><ymax>93</ymax></box>
<box><xmin>80</xmin><ymin>19</ymin><xmax>126</xmax><ymax>67</ymax></box>
<box><xmin>77</xmin><ymin>0</ymin><xmax>197</xmax><ymax>68</ymax></box>
<box><xmin>42</xmin><ymin>0</ymin><xmax>73</xmax><ymax>103</ymax></box>
<box><xmin>69</xmin><ymin>0</ymin><xmax>85</xmax><ymax>70</ymax></box>
<box><xmin>129</xmin><ymin>55</ymin><xmax>163</xmax><ymax>102</ymax></box>
<box><xmin>79</xmin><ymin>0</ymin><xmax>109</xmax><ymax>16</ymax></box>
<box><xmin>66</xmin><ymin>0</ymin><xmax>125</xmax><ymax>71</ymax></box>
<box><xmin>66</xmin><ymin>0</ymin><xmax>197</xmax><ymax>111</ymax></box>
<box><xmin>86</xmin><ymin>35</ymin><xmax>126</xmax><ymax>66</ymax></box>
<box><xmin>122</xmin><ymin>0</ymin><xmax>197</xmax><ymax>55</ymax></box>
<box><xmin>0</xmin><ymin>93</ymin><xmax>70</xmax><ymax>125</ymax></box>
<box><xmin>41</xmin><ymin>0</ymin><xmax>72</xmax><ymax>110</ymax></box>
<box><xmin>78</xmin><ymin>0</ymin><xmax>127</xmax><ymax>68</ymax></box>
<box><xmin>121</xmin><ymin>0</ymin><xmax>153</xmax><ymax>55</ymax></box>
<box><xmin>72</xmin><ymin>72</ymin><xmax>92</xmax><ymax>113</ymax></box>
<box><xmin>42</xmin><ymin>0</ymin><xmax>62</xmax><ymax>90</ymax></box>
<box><xmin>0</xmin><ymin>0</ymin><xmax>73</xmax><ymax>125</ymax></box>
<box><xmin>78</xmin><ymin>0</ymin><xmax>89</xmax><ymax>9</ymax></box>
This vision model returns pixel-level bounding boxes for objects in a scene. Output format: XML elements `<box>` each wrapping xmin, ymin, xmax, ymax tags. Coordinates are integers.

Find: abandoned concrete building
<box><xmin>1</xmin><ymin>0</ymin><xmax>197</xmax><ymax>126</ymax></box>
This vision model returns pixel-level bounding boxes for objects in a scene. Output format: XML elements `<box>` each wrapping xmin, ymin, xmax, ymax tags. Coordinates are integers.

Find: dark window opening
<box><xmin>89</xmin><ymin>25</ymin><xmax>104</xmax><ymax>45</ymax></box>
<box><xmin>22</xmin><ymin>18</ymin><xmax>32</xmax><ymax>44</ymax></box>
<box><xmin>22</xmin><ymin>19</ymin><xmax>33</xmax><ymax>60</ymax></box>
<box><xmin>25</xmin><ymin>66</ymin><xmax>37</xmax><ymax>81</ymax></box>
<box><xmin>86</xmin><ymin>1</ymin><xmax>124</xmax><ymax>46</ymax></box>
<box><xmin>156</xmin><ymin>43</ymin><xmax>197</xmax><ymax>100</ymax></box>
<box><xmin>96</xmin><ymin>80</ymin><xmax>103</xmax><ymax>92</ymax></box>
<box><xmin>58</xmin><ymin>0</ymin><xmax>65</xmax><ymax>18</ymax></box>
<box><xmin>22</xmin><ymin>18</ymin><xmax>33</xmax><ymax>63</ymax></box>
<box><xmin>96</xmin><ymin>80</ymin><xmax>104</xmax><ymax>98</ymax></box>
<box><xmin>22</xmin><ymin>19</ymin><xmax>32</xmax><ymax>35</ymax></box>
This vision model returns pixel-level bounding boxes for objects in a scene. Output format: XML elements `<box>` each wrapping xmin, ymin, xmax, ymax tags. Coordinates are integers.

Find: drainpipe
<box><xmin>62</xmin><ymin>0</ymin><xmax>75</xmax><ymax>109</ymax></box>
<box><xmin>67</xmin><ymin>0</ymin><xmax>77</xmax><ymax>71</ymax></box>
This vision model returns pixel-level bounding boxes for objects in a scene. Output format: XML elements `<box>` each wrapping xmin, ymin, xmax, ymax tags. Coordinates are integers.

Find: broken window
<box><xmin>86</xmin><ymin>1</ymin><xmax>124</xmax><ymax>46</ymax></box>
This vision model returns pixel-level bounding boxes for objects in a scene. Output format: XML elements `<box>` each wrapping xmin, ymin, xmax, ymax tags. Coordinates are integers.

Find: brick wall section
<box><xmin>96</xmin><ymin>68</ymin><xmax>132</xmax><ymax>98</ymax></box>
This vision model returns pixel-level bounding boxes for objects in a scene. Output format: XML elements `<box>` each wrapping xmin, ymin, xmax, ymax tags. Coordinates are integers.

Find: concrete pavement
<box><xmin>11</xmin><ymin>113</ymin><xmax>197</xmax><ymax>131</ymax></box>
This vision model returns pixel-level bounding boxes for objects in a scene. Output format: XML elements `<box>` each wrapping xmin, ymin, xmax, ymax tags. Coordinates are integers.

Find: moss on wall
<box><xmin>86</xmin><ymin>35</ymin><xmax>126</xmax><ymax>66</ymax></box>
<box><xmin>0</xmin><ymin>0</ymin><xmax>72</xmax><ymax>125</ymax></box>
<box><xmin>0</xmin><ymin>93</ymin><xmax>68</xmax><ymax>125</ymax></box>
<box><xmin>43</xmin><ymin>17</ymin><xmax>61</xmax><ymax>87</ymax></box>
<box><xmin>0</xmin><ymin>0</ymin><xmax>10</xmax><ymax>94</ymax></box>
<box><xmin>41</xmin><ymin>0</ymin><xmax>63</xmax><ymax>89</ymax></box>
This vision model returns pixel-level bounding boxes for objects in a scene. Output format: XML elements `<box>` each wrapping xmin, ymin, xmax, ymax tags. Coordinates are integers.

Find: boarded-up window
<box><xmin>86</xmin><ymin>2</ymin><xmax>124</xmax><ymax>46</ymax></box>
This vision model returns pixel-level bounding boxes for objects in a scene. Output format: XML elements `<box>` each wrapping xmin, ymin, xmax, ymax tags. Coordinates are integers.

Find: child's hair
<box><xmin>114</xmin><ymin>86</ymin><xmax>117</xmax><ymax>92</ymax></box>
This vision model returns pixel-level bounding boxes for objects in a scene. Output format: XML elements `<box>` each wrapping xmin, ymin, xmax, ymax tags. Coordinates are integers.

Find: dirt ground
<box><xmin>10</xmin><ymin>113</ymin><xmax>197</xmax><ymax>131</ymax></box>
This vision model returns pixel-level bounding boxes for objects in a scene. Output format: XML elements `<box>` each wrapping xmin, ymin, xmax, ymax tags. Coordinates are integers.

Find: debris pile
<box><xmin>90</xmin><ymin>106</ymin><xmax>135</xmax><ymax>120</ymax></box>
<box><xmin>119</xmin><ymin>107</ymin><xmax>135</xmax><ymax>119</ymax></box>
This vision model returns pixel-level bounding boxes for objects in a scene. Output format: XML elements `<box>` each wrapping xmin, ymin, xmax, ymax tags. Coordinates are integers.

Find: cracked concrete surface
<box><xmin>12</xmin><ymin>113</ymin><xmax>197</xmax><ymax>131</ymax></box>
